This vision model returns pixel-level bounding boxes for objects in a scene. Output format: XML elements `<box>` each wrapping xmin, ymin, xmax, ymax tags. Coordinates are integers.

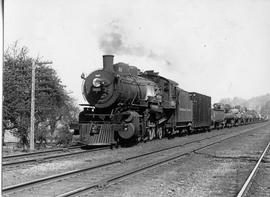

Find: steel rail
<box><xmin>3</xmin><ymin>145</ymin><xmax>81</xmax><ymax>159</ymax></box>
<box><xmin>3</xmin><ymin>123</ymin><xmax>267</xmax><ymax>195</ymax></box>
<box><xmin>236</xmin><ymin>141</ymin><xmax>270</xmax><ymax>197</ymax></box>
<box><xmin>3</xmin><ymin>147</ymin><xmax>108</xmax><ymax>167</ymax></box>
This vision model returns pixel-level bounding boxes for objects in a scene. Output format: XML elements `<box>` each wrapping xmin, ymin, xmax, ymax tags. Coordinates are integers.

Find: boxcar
<box><xmin>167</xmin><ymin>87</ymin><xmax>193</xmax><ymax>129</ymax></box>
<box><xmin>189</xmin><ymin>92</ymin><xmax>211</xmax><ymax>130</ymax></box>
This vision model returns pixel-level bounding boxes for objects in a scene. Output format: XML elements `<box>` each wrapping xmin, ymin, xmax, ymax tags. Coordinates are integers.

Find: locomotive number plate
<box><xmin>92</xmin><ymin>87</ymin><xmax>101</xmax><ymax>92</ymax></box>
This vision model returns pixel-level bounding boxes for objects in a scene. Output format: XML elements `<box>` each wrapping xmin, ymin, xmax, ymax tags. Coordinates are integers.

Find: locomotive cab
<box><xmin>140</xmin><ymin>70</ymin><xmax>177</xmax><ymax>109</ymax></box>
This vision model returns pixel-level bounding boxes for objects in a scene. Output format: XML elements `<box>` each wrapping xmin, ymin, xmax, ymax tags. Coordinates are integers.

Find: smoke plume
<box><xmin>99</xmin><ymin>20</ymin><xmax>172</xmax><ymax>67</ymax></box>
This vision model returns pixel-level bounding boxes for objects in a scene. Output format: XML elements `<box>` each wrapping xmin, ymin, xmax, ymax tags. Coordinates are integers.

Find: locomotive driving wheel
<box><xmin>156</xmin><ymin>127</ymin><xmax>163</xmax><ymax>140</ymax></box>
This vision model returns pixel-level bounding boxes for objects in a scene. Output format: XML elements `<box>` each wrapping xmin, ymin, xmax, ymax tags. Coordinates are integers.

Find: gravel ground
<box><xmin>86</xmin><ymin>154</ymin><xmax>240</xmax><ymax>197</ymax></box>
<box><xmin>3</xmin><ymin>122</ymin><xmax>268</xmax><ymax>196</ymax></box>
<box><xmin>77</xmin><ymin>122</ymin><xmax>270</xmax><ymax>197</ymax></box>
<box><xmin>3</xmin><ymin>124</ymin><xmax>249</xmax><ymax>187</ymax></box>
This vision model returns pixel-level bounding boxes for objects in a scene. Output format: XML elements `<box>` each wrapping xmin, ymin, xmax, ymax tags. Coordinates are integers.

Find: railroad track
<box><xmin>3</xmin><ymin>145</ymin><xmax>81</xmax><ymax>160</ymax></box>
<box><xmin>3</xmin><ymin>146</ymin><xmax>109</xmax><ymax>167</ymax></box>
<box><xmin>236</xmin><ymin>140</ymin><xmax>270</xmax><ymax>197</ymax></box>
<box><xmin>3</xmin><ymin>123</ymin><xmax>268</xmax><ymax>197</ymax></box>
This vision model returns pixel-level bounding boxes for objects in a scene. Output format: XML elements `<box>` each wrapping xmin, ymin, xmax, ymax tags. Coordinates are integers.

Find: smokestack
<box><xmin>103</xmin><ymin>55</ymin><xmax>114</xmax><ymax>72</ymax></box>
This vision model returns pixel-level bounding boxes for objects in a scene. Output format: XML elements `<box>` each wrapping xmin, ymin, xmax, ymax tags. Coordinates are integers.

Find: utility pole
<box><xmin>30</xmin><ymin>61</ymin><xmax>36</xmax><ymax>150</ymax></box>
<box><xmin>30</xmin><ymin>60</ymin><xmax>52</xmax><ymax>151</ymax></box>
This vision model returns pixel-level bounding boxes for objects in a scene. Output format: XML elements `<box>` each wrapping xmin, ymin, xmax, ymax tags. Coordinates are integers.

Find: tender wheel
<box><xmin>149</xmin><ymin>128</ymin><xmax>155</xmax><ymax>141</ymax></box>
<box><xmin>188</xmin><ymin>127</ymin><xmax>192</xmax><ymax>135</ymax></box>
<box><xmin>145</xmin><ymin>128</ymin><xmax>151</xmax><ymax>141</ymax></box>
<box><xmin>156</xmin><ymin>127</ymin><xmax>163</xmax><ymax>140</ymax></box>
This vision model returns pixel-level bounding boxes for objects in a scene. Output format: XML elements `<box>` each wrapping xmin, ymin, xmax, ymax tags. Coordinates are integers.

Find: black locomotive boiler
<box><xmin>78</xmin><ymin>55</ymin><xmax>211</xmax><ymax>146</ymax></box>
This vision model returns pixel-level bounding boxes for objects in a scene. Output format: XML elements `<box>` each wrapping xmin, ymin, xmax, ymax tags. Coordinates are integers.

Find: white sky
<box><xmin>4</xmin><ymin>0</ymin><xmax>270</xmax><ymax>104</ymax></box>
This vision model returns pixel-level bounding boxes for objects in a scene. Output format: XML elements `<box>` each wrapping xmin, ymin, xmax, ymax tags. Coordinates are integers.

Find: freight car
<box><xmin>190</xmin><ymin>92</ymin><xmax>211</xmax><ymax>131</ymax></box>
<box><xmin>211</xmin><ymin>103</ymin><xmax>225</xmax><ymax>129</ymax></box>
<box><xmin>78</xmin><ymin>55</ymin><xmax>211</xmax><ymax>146</ymax></box>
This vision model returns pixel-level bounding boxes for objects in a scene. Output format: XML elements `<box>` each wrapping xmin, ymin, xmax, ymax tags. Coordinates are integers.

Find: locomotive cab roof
<box><xmin>141</xmin><ymin>70</ymin><xmax>179</xmax><ymax>86</ymax></box>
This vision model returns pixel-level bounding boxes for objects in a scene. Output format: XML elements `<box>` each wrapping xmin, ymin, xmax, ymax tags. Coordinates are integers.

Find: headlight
<box><xmin>93</xmin><ymin>78</ymin><xmax>101</xmax><ymax>87</ymax></box>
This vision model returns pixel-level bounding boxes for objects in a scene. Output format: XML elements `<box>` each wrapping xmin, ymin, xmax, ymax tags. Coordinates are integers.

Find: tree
<box><xmin>3</xmin><ymin>42</ymin><xmax>80</xmax><ymax>148</ymax></box>
<box><xmin>260</xmin><ymin>100</ymin><xmax>270</xmax><ymax>118</ymax></box>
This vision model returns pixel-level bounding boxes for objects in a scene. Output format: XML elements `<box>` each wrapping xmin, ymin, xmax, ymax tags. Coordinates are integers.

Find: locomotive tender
<box><xmin>78</xmin><ymin>55</ymin><xmax>211</xmax><ymax>146</ymax></box>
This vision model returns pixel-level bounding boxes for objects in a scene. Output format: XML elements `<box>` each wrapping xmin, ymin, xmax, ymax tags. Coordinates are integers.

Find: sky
<box><xmin>4</xmin><ymin>0</ymin><xmax>270</xmax><ymax>105</ymax></box>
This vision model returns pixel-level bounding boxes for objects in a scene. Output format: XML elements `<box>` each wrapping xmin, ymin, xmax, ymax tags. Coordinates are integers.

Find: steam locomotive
<box><xmin>77</xmin><ymin>55</ymin><xmax>260</xmax><ymax>146</ymax></box>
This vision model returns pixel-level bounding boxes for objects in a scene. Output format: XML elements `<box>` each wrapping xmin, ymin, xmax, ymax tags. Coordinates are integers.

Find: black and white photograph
<box><xmin>2</xmin><ymin>0</ymin><xmax>270</xmax><ymax>196</ymax></box>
